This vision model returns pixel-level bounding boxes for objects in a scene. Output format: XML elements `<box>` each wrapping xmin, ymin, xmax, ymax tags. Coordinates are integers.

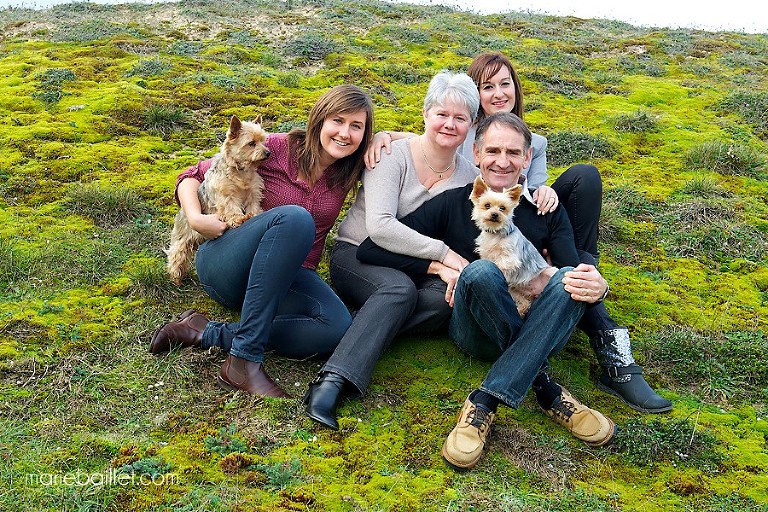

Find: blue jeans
<box><xmin>448</xmin><ymin>260</ymin><xmax>585</xmax><ymax>408</ymax></box>
<box><xmin>195</xmin><ymin>205</ymin><xmax>352</xmax><ymax>363</ymax></box>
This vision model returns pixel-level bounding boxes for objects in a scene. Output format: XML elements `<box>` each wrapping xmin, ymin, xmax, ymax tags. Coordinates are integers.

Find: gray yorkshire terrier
<box><xmin>470</xmin><ymin>175</ymin><xmax>558</xmax><ymax>317</ymax></box>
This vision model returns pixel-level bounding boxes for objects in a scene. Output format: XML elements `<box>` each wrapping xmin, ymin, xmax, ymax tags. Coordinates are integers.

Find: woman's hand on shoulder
<box><xmin>532</xmin><ymin>185</ymin><xmax>559</xmax><ymax>215</ymax></box>
<box><xmin>364</xmin><ymin>131</ymin><xmax>393</xmax><ymax>170</ymax></box>
<box><xmin>189</xmin><ymin>213</ymin><xmax>228</xmax><ymax>239</ymax></box>
<box><xmin>364</xmin><ymin>131</ymin><xmax>418</xmax><ymax>169</ymax></box>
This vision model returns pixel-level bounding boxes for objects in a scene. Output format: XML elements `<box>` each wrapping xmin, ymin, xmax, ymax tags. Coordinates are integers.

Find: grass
<box><xmin>720</xmin><ymin>91</ymin><xmax>768</xmax><ymax>137</ymax></box>
<box><xmin>611</xmin><ymin>416</ymin><xmax>723</xmax><ymax>469</ymax></box>
<box><xmin>284</xmin><ymin>32</ymin><xmax>341</xmax><ymax>62</ymax></box>
<box><xmin>637</xmin><ymin>327</ymin><xmax>768</xmax><ymax>402</ymax></box>
<box><xmin>1</xmin><ymin>0</ymin><xmax>768</xmax><ymax>510</ymax></box>
<box><xmin>612</xmin><ymin>110</ymin><xmax>658</xmax><ymax>133</ymax></box>
<box><xmin>65</xmin><ymin>184</ymin><xmax>154</xmax><ymax>228</ymax></box>
<box><xmin>685</xmin><ymin>140</ymin><xmax>765</xmax><ymax>178</ymax></box>
<box><xmin>546</xmin><ymin>131</ymin><xmax>616</xmax><ymax>167</ymax></box>
<box><xmin>140</xmin><ymin>104</ymin><xmax>191</xmax><ymax>135</ymax></box>
<box><xmin>125</xmin><ymin>58</ymin><xmax>171</xmax><ymax>78</ymax></box>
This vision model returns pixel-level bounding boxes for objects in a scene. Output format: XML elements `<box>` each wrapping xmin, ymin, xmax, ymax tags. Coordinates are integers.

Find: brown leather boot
<box><xmin>218</xmin><ymin>354</ymin><xmax>290</xmax><ymax>398</ymax></box>
<box><xmin>149</xmin><ymin>310</ymin><xmax>208</xmax><ymax>354</ymax></box>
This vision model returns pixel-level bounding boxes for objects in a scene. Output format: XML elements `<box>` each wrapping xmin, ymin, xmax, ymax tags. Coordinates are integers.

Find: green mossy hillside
<box><xmin>1</xmin><ymin>1</ymin><xmax>767</xmax><ymax>510</ymax></box>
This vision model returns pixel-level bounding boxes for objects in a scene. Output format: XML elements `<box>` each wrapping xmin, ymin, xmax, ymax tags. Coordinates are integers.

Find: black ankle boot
<box><xmin>598</xmin><ymin>364</ymin><xmax>673</xmax><ymax>413</ymax></box>
<box><xmin>302</xmin><ymin>372</ymin><xmax>347</xmax><ymax>430</ymax></box>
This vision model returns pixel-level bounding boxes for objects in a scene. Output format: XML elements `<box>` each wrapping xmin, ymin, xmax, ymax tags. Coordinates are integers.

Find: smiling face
<box><xmin>318</xmin><ymin>110</ymin><xmax>368</xmax><ymax>167</ymax></box>
<box><xmin>473</xmin><ymin>122</ymin><xmax>532</xmax><ymax>192</ymax></box>
<box><xmin>422</xmin><ymin>97</ymin><xmax>473</xmax><ymax>150</ymax></box>
<box><xmin>478</xmin><ymin>65</ymin><xmax>516</xmax><ymax>116</ymax></box>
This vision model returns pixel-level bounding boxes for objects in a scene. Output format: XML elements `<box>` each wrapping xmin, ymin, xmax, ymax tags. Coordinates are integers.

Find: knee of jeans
<box><xmin>380</xmin><ymin>275</ymin><xmax>419</xmax><ymax>309</ymax></box>
<box><xmin>548</xmin><ymin>266</ymin><xmax>581</xmax><ymax>299</ymax></box>
<box><xmin>200</xmin><ymin>282</ymin><xmax>241</xmax><ymax>310</ymax></box>
<box><xmin>551</xmin><ymin>266</ymin><xmax>573</xmax><ymax>282</ymax></box>
<box><xmin>458</xmin><ymin>260</ymin><xmax>502</xmax><ymax>290</ymax></box>
<box><xmin>274</xmin><ymin>205</ymin><xmax>315</xmax><ymax>238</ymax></box>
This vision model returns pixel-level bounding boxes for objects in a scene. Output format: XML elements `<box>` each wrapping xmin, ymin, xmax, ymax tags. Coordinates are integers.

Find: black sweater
<box><xmin>356</xmin><ymin>183</ymin><xmax>581</xmax><ymax>273</ymax></box>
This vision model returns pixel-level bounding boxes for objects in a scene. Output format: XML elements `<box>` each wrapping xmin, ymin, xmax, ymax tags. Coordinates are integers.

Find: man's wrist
<box><xmin>597</xmin><ymin>283</ymin><xmax>610</xmax><ymax>302</ymax></box>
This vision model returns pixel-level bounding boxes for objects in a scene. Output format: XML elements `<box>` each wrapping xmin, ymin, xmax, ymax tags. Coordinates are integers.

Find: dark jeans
<box><xmin>195</xmin><ymin>205</ymin><xmax>351</xmax><ymax>363</ymax></box>
<box><xmin>552</xmin><ymin>164</ymin><xmax>602</xmax><ymax>259</ymax></box>
<box><xmin>325</xmin><ymin>241</ymin><xmax>452</xmax><ymax>394</ymax></box>
<box><xmin>576</xmin><ymin>250</ymin><xmax>620</xmax><ymax>340</ymax></box>
<box><xmin>449</xmin><ymin>260</ymin><xmax>585</xmax><ymax>408</ymax></box>
<box><xmin>553</xmin><ymin>168</ymin><xmax>629</xmax><ymax>361</ymax></box>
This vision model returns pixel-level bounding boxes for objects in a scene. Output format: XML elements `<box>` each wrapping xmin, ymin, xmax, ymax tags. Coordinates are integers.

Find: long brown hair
<box><xmin>466</xmin><ymin>52</ymin><xmax>524</xmax><ymax>124</ymax></box>
<box><xmin>288</xmin><ymin>84</ymin><xmax>373</xmax><ymax>193</ymax></box>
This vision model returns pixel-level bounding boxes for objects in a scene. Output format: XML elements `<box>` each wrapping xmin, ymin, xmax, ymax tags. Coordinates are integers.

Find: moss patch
<box><xmin>2</xmin><ymin>1</ymin><xmax>767</xmax><ymax>510</ymax></box>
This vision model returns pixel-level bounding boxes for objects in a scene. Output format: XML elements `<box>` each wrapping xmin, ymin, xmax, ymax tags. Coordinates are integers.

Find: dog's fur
<box><xmin>470</xmin><ymin>175</ymin><xmax>558</xmax><ymax>317</ymax></box>
<box><xmin>166</xmin><ymin>115</ymin><xmax>269</xmax><ymax>284</ymax></box>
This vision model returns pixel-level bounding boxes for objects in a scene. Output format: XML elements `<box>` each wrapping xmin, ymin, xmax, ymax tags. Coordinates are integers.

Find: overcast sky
<box><xmin>395</xmin><ymin>0</ymin><xmax>768</xmax><ymax>33</ymax></box>
<box><xmin>1</xmin><ymin>0</ymin><xmax>767</xmax><ymax>34</ymax></box>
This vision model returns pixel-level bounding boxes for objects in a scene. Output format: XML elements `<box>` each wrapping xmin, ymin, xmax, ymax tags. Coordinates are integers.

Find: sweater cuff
<box><xmin>438</xmin><ymin>244</ymin><xmax>450</xmax><ymax>264</ymax></box>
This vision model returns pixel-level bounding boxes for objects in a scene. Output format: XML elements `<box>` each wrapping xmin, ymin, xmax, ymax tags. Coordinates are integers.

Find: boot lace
<box><xmin>549</xmin><ymin>398</ymin><xmax>576</xmax><ymax>423</ymax></box>
<box><xmin>466</xmin><ymin>404</ymin><xmax>492</xmax><ymax>433</ymax></box>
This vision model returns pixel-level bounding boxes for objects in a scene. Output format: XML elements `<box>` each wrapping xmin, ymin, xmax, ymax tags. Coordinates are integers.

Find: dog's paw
<box><xmin>166</xmin><ymin>261</ymin><xmax>185</xmax><ymax>285</ymax></box>
<box><xmin>168</xmin><ymin>271</ymin><xmax>184</xmax><ymax>286</ymax></box>
<box><xmin>229</xmin><ymin>214</ymin><xmax>253</xmax><ymax>228</ymax></box>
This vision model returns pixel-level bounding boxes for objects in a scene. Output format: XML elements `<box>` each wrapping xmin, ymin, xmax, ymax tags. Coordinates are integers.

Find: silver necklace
<box><xmin>420</xmin><ymin>139</ymin><xmax>454</xmax><ymax>179</ymax></box>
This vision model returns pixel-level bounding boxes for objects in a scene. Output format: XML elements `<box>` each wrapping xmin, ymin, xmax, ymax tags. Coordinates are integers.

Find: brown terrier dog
<box><xmin>166</xmin><ymin>115</ymin><xmax>269</xmax><ymax>284</ymax></box>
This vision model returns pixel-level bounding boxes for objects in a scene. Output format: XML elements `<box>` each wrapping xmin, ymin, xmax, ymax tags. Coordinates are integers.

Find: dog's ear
<box><xmin>505</xmin><ymin>184</ymin><xmax>523</xmax><ymax>202</ymax></box>
<box><xmin>228</xmin><ymin>115</ymin><xmax>242</xmax><ymax>139</ymax></box>
<box><xmin>254</xmin><ymin>114</ymin><xmax>263</xmax><ymax>125</ymax></box>
<box><xmin>470</xmin><ymin>175</ymin><xmax>487</xmax><ymax>203</ymax></box>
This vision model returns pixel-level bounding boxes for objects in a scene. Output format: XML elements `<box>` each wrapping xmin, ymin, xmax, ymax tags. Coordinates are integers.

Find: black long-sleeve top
<box><xmin>356</xmin><ymin>183</ymin><xmax>581</xmax><ymax>273</ymax></box>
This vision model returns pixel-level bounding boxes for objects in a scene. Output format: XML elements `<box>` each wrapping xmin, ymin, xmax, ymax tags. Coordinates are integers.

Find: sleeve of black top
<box><xmin>357</xmin><ymin>237</ymin><xmax>432</xmax><ymax>274</ymax></box>
<box><xmin>546</xmin><ymin>207</ymin><xmax>581</xmax><ymax>268</ymax></box>
<box><xmin>356</xmin><ymin>191</ymin><xmax>453</xmax><ymax>275</ymax></box>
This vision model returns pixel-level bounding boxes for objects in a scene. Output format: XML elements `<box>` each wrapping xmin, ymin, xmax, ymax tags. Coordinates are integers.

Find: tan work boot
<box><xmin>441</xmin><ymin>395</ymin><xmax>496</xmax><ymax>469</ymax></box>
<box><xmin>543</xmin><ymin>387</ymin><xmax>616</xmax><ymax>447</ymax></box>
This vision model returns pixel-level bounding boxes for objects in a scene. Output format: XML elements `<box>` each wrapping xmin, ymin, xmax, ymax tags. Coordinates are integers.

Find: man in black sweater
<box><xmin>357</xmin><ymin>112</ymin><xmax>661</xmax><ymax>469</ymax></box>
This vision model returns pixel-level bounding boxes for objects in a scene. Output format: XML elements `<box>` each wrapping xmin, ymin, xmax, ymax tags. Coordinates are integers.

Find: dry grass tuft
<box><xmin>493</xmin><ymin>425</ymin><xmax>578</xmax><ymax>489</ymax></box>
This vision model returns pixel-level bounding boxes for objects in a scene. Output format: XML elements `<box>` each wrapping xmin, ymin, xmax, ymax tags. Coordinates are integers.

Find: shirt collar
<box><xmin>517</xmin><ymin>174</ymin><xmax>536</xmax><ymax>205</ymax></box>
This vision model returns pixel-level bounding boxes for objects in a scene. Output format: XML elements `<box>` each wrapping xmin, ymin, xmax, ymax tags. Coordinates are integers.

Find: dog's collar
<box><xmin>481</xmin><ymin>224</ymin><xmax>518</xmax><ymax>235</ymax></box>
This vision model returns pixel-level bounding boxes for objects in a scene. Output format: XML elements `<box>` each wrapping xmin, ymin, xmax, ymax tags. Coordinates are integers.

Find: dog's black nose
<box><xmin>490</xmin><ymin>213</ymin><xmax>498</xmax><ymax>221</ymax></box>
<box><xmin>264</xmin><ymin>149</ymin><xmax>271</xmax><ymax>157</ymax></box>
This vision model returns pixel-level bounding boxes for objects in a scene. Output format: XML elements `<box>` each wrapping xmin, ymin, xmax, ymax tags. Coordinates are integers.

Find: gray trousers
<box><xmin>324</xmin><ymin>241</ymin><xmax>452</xmax><ymax>394</ymax></box>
